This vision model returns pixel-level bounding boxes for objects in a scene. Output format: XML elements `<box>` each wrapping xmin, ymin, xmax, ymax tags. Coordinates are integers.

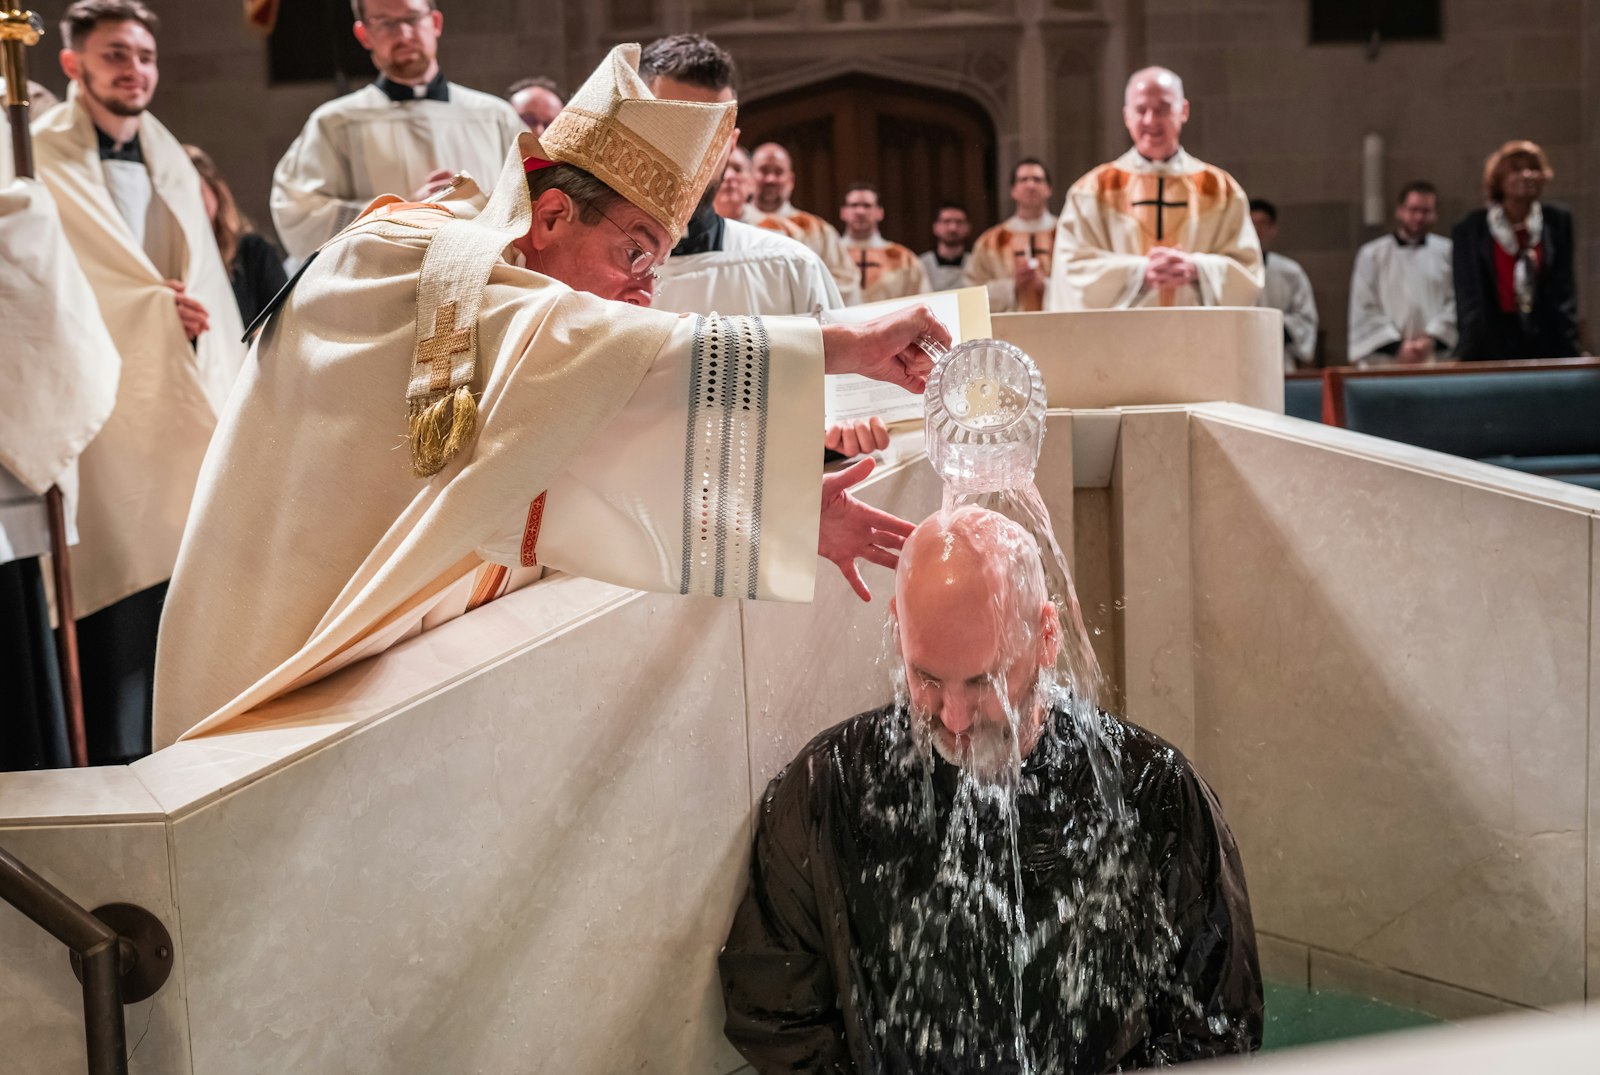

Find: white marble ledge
<box><xmin>0</xmin><ymin>764</ymin><xmax>163</xmax><ymax>825</ymax></box>
<box><xmin>1191</xmin><ymin>402</ymin><xmax>1600</xmax><ymax>517</ymax></box>
<box><xmin>2</xmin><ymin>446</ymin><xmax>930</xmax><ymax>826</ymax></box>
<box><xmin>1195</xmin><ymin>1006</ymin><xmax>1591</xmax><ymax>1074</ymax></box>
<box><xmin>0</xmin><ymin>573</ymin><xmax>642</xmax><ymax>827</ymax></box>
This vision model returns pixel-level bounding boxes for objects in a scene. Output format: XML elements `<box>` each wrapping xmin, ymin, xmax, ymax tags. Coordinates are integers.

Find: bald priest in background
<box><xmin>1047</xmin><ymin>66</ymin><xmax>1263</xmax><ymax>311</ymax></box>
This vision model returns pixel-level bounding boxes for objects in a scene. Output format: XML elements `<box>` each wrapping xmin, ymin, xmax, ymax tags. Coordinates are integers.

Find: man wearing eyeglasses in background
<box><xmin>269</xmin><ymin>0</ymin><xmax>526</xmax><ymax>263</ymax></box>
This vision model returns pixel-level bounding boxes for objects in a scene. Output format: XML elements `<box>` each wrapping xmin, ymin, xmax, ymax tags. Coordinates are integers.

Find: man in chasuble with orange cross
<box><xmin>1047</xmin><ymin>66</ymin><xmax>1264</xmax><ymax>312</ymax></box>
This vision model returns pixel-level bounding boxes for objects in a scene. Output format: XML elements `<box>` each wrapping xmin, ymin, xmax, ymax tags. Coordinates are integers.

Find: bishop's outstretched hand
<box><xmin>818</xmin><ymin>457</ymin><xmax>914</xmax><ymax>602</ymax></box>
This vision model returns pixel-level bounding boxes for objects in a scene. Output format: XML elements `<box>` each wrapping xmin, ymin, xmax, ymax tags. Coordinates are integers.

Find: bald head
<box><xmin>897</xmin><ymin>507</ymin><xmax>1044</xmax><ymax>634</ymax></box>
<box><xmin>1123</xmin><ymin>65</ymin><xmax>1188</xmax><ymax>162</ymax></box>
<box><xmin>895</xmin><ymin>507</ymin><xmax>1059</xmax><ymax>777</ymax></box>
<box><xmin>751</xmin><ymin>141</ymin><xmax>794</xmax><ymax>213</ymax></box>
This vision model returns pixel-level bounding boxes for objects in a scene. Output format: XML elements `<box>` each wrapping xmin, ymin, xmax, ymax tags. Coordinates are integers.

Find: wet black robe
<box><xmin>719</xmin><ymin>703</ymin><xmax>1263</xmax><ymax>1073</ymax></box>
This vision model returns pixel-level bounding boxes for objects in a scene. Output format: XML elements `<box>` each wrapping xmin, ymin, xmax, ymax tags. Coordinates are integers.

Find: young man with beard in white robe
<box><xmin>1250</xmin><ymin>198</ymin><xmax>1319</xmax><ymax>371</ymax></box>
<box><xmin>639</xmin><ymin>35</ymin><xmax>887</xmax><ymax>460</ymax></box>
<box><xmin>1348</xmin><ymin>181</ymin><xmax>1456</xmax><ymax>365</ymax></box>
<box><xmin>31</xmin><ymin>0</ymin><xmax>246</xmax><ymax>763</ymax></box>
<box><xmin>270</xmin><ymin>0</ymin><xmax>525</xmax><ymax>263</ymax></box>
<box><xmin>1047</xmin><ymin>67</ymin><xmax>1263</xmax><ymax>312</ymax></box>
<box><xmin>153</xmin><ymin>45</ymin><xmax>946</xmax><ymax>750</ymax></box>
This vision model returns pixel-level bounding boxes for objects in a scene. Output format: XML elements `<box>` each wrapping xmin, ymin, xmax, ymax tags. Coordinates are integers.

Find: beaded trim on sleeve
<box><xmin>678</xmin><ymin>314</ymin><xmax>771</xmax><ymax>599</ymax></box>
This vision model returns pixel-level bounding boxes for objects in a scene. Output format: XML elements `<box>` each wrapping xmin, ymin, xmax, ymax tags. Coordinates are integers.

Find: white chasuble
<box><xmin>655</xmin><ymin>218</ymin><xmax>843</xmax><ymax>317</ymax></box>
<box><xmin>1046</xmin><ymin>148</ymin><xmax>1264</xmax><ymax>311</ymax></box>
<box><xmin>270</xmin><ymin>83</ymin><xmax>526</xmax><ymax>262</ymax></box>
<box><xmin>964</xmin><ymin>212</ymin><xmax>1056</xmax><ymax>313</ymax></box>
<box><xmin>841</xmin><ymin>233</ymin><xmax>930</xmax><ymax>303</ymax></box>
<box><xmin>31</xmin><ymin>88</ymin><xmax>247</xmax><ymax>615</ymax></box>
<box><xmin>155</xmin><ymin>149</ymin><xmax>824</xmax><ymax>747</ymax></box>
<box><xmin>0</xmin><ymin>178</ymin><xmax>120</xmax><ymax>564</ymax></box>
<box><xmin>1347</xmin><ymin>233</ymin><xmax>1456</xmax><ymax>364</ymax></box>
<box><xmin>770</xmin><ymin>202</ymin><xmax>862</xmax><ymax>306</ymax></box>
<box><xmin>1259</xmin><ymin>251</ymin><xmax>1319</xmax><ymax>371</ymax></box>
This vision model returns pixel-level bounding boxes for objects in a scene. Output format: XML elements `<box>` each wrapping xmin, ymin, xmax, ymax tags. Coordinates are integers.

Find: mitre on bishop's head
<box><xmin>529</xmin><ymin>43</ymin><xmax>737</xmax><ymax>245</ymax></box>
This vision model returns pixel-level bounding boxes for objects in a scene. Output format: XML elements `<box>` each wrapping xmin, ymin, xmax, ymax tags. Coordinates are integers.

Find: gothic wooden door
<box><xmin>737</xmin><ymin>74</ymin><xmax>998</xmax><ymax>253</ymax></box>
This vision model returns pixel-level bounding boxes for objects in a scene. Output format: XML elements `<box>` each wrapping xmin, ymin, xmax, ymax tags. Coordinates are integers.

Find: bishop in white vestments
<box><xmin>269</xmin><ymin>0</ymin><xmax>526</xmax><ymax>262</ymax></box>
<box><xmin>154</xmin><ymin>46</ymin><xmax>943</xmax><ymax>749</ymax></box>
<box><xmin>33</xmin><ymin>6</ymin><xmax>246</xmax><ymax>762</ymax></box>
<box><xmin>1047</xmin><ymin>68</ymin><xmax>1262</xmax><ymax>312</ymax></box>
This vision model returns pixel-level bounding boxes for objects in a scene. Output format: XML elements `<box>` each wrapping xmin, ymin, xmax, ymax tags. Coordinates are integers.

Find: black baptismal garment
<box><xmin>719</xmin><ymin>701</ymin><xmax>1263</xmax><ymax>1073</ymax></box>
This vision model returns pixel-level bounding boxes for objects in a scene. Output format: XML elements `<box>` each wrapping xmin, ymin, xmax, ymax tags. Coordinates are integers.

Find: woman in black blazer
<box><xmin>1452</xmin><ymin>140</ymin><xmax>1582</xmax><ymax>360</ymax></box>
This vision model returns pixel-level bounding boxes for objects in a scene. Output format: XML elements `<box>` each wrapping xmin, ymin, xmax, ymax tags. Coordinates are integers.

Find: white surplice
<box><xmin>30</xmin><ymin>88</ymin><xmax>246</xmax><ymax>615</ymax></box>
<box><xmin>0</xmin><ymin>177</ymin><xmax>120</xmax><ymax>564</ymax></box>
<box><xmin>1046</xmin><ymin>148</ymin><xmax>1263</xmax><ymax>311</ymax></box>
<box><xmin>1347</xmin><ymin>233</ymin><xmax>1456</xmax><ymax>364</ymax></box>
<box><xmin>270</xmin><ymin>82</ymin><xmax>525</xmax><ymax>262</ymax></box>
<box><xmin>655</xmin><ymin>217</ymin><xmax>843</xmax><ymax>317</ymax></box>
<box><xmin>1259</xmin><ymin>251</ymin><xmax>1319</xmax><ymax>371</ymax></box>
<box><xmin>155</xmin><ymin>139</ymin><xmax>826</xmax><ymax>747</ymax></box>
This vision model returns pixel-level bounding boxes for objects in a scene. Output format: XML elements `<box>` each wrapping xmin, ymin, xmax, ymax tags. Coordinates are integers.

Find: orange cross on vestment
<box><xmin>417</xmin><ymin>300</ymin><xmax>472</xmax><ymax>392</ymax></box>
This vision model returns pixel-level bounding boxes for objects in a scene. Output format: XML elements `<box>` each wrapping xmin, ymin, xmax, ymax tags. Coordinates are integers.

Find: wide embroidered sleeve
<box><xmin>477</xmin><ymin>312</ymin><xmax>826</xmax><ymax>602</ymax></box>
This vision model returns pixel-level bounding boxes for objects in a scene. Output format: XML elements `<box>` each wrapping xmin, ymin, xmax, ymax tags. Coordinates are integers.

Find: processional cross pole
<box><xmin>3</xmin><ymin>8</ymin><xmax>90</xmax><ymax>768</ymax></box>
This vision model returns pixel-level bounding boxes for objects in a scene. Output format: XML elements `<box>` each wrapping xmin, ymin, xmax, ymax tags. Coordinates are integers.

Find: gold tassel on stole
<box><xmin>407</xmin><ymin>384</ymin><xmax>478</xmax><ymax>478</ymax></box>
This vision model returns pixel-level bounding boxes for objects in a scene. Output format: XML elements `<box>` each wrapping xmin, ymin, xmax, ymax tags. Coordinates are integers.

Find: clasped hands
<box><xmin>816</xmin><ymin>305</ymin><xmax>950</xmax><ymax>601</ymax></box>
<box><xmin>1143</xmin><ymin>246</ymin><xmax>1198</xmax><ymax>291</ymax></box>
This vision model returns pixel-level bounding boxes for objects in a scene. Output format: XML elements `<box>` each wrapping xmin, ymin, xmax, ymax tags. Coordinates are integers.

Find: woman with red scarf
<box><xmin>1452</xmin><ymin>140</ymin><xmax>1582</xmax><ymax>360</ymax></box>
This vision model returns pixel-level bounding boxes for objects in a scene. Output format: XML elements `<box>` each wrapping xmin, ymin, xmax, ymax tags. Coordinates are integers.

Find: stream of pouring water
<box><xmin>856</xmin><ymin>338</ymin><xmax>1194</xmax><ymax>1071</ymax></box>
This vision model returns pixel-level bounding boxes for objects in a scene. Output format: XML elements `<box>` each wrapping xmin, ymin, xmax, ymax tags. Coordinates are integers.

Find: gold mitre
<box><xmin>532</xmin><ymin>43</ymin><xmax>736</xmax><ymax>244</ymax></box>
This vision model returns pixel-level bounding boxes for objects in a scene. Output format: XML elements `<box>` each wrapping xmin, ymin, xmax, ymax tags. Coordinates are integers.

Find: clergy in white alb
<box><xmin>1260</xmin><ymin>253</ymin><xmax>1318</xmax><ymax>371</ymax></box>
<box><xmin>1249</xmin><ymin>200</ymin><xmax>1318</xmax><ymax>370</ymax></box>
<box><xmin>153</xmin><ymin>45</ymin><xmax>943</xmax><ymax>749</ymax></box>
<box><xmin>840</xmin><ymin>183</ymin><xmax>929</xmax><ymax>303</ymax></box>
<box><xmin>638</xmin><ymin>34</ymin><xmax>843</xmax><ymax>319</ymax></box>
<box><xmin>750</xmin><ymin>141</ymin><xmax>862</xmax><ymax>304</ymax></box>
<box><xmin>0</xmin><ymin>151</ymin><xmax>120</xmax><ymax>770</ymax></box>
<box><xmin>965</xmin><ymin>160</ymin><xmax>1056</xmax><ymax>312</ymax></box>
<box><xmin>1348</xmin><ymin>181</ymin><xmax>1456</xmax><ymax>365</ymax></box>
<box><xmin>269</xmin><ymin>0</ymin><xmax>526</xmax><ymax>262</ymax></box>
<box><xmin>1047</xmin><ymin>68</ymin><xmax>1262</xmax><ymax>312</ymax></box>
<box><xmin>658</xmin><ymin>201</ymin><xmax>843</xmax><ymax>316</ymax></box>
<box><xmin>34</xmin><ymin>3</ymin><xmax>246</xmax><ymax>763</ymax></box>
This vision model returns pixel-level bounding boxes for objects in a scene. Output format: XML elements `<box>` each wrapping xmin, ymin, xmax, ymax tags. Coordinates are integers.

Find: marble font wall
<box><xmin>2</xmin><ymin>408</ymin><xmax>1600</xmax><ymax>1071</ymax></box>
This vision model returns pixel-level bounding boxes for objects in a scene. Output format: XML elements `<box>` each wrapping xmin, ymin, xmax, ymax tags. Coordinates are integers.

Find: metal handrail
<box><xmin>0</xmin><ymin>845</ymin><xmax>151</xmax><ymax>1075</ymax></box>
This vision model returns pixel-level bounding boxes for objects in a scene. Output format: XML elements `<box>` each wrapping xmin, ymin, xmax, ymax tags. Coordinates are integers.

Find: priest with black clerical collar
<box><xmin>269</xmin><ymin>0</ymin><xmax>527</xmax><ymax>262</ymax></box>
<box><xmin>1047</xmin><ymin>66</ymin><xmax>1264</xmax><ymax>311</ymax></box>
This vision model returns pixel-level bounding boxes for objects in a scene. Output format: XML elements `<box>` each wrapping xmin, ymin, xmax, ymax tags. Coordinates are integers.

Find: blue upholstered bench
<box><xmin>1334</xmin><ymin>365</ymin><xmax>1600</xmax><ymax>490</ymax></box>
<box><xmin>1283</xmin><ymin>376</ymin><xmax>1324</xmax><ymax>423</ymax></box>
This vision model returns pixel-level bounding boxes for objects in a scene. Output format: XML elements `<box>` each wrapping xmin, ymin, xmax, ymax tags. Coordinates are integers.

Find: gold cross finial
<box><xmin>416</xmin><ymin>301</ymin><xmax>472</xmax><ymax>392</ymax></box>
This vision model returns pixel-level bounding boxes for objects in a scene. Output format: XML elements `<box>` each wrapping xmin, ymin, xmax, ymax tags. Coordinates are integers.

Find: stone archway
<box><xmin>737</xmin><ymin>73</ymin><xmax>999</xmax><ymax>249</ymax></box>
